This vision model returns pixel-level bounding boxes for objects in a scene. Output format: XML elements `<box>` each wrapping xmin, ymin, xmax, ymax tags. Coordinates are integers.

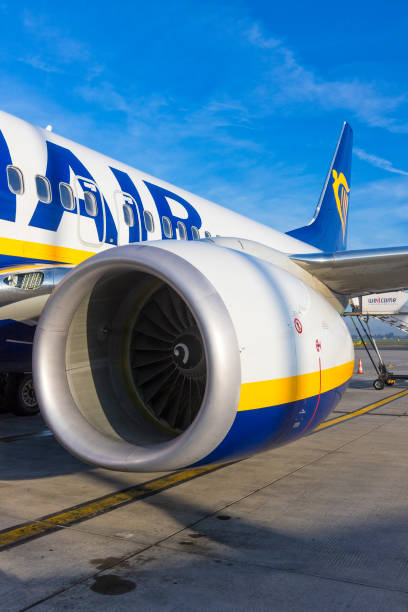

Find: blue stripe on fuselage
<box><xmin>193</xmin><ymin>381</ymin><xmax>349</xmax><ymax>466</ymax></box>
<box><xmin>0</xmin><ymin>254</ymin><xmax>61</xmax><ymax>268</ymax></box>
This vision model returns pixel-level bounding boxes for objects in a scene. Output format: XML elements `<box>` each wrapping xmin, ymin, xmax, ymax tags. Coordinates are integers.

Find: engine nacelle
<box><xmin>33</xmin><ymin>239</ymin><xmax>354</xmax><ymax>471</ymax></box>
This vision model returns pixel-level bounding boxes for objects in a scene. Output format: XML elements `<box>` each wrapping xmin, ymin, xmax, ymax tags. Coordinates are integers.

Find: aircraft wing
<box><xmin>291</xmin><ymin>246</ymin><xmax>408</xmax><ymax>296</ymax></box>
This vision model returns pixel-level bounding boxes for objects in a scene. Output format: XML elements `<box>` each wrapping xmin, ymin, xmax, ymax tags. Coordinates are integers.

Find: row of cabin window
<box><xmin>6</xmin><ymin>165</ymin><xmax>211</xmax><ymax>240</ymax></box>
<box><xmin>161</xmin><ymin>219</ymin><xmax>210</xmax><ymax>240</ymax></box>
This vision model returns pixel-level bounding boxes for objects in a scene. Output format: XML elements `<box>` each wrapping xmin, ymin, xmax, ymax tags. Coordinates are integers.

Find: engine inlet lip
<box><xmin>33</xmin><ymin>243</ymin><xmax>241</xmax><ymax>472</ymax></box>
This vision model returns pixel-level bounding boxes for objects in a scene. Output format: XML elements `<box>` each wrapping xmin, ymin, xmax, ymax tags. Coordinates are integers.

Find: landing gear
<box><xmin>15</xmin><ymin>375</ymin><xmax>39</xmax><ymax>416</ymax></box>
<box><xmin>373</xmin><ymin>379</ymin><xmax>385</xmax><ymax>391</ymax></box>
<box><xmin>0</xmin><ymin>373</ymin><xmax>39</xmax><ymax>416</ymax></box>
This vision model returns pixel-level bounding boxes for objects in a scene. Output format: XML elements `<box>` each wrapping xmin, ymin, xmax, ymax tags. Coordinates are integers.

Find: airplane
<box><xmin>0</xmin><ymin>110</ymin><xmax>407</xmax><ymax>472</ymax></box>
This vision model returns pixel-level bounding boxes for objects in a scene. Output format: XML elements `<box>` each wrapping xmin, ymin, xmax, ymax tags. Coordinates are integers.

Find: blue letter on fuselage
<box><xmin>0</xmin><ymin>130</ymin><xmax>16</xmax><ymax>222</ymax></box>
<box><xmin>29</xmin><ymin>141</ymin><xmax>117</xmax><ymax>245</ymax></box>
<box><xmin>109</xmin><ymin>167</ymin><xmax>147</xmax><ymax>243</ymax></box>
<box><xmin>144</xmin><ymin>181</ymin><xmax>202</xmax><ymax>239</ymax></box>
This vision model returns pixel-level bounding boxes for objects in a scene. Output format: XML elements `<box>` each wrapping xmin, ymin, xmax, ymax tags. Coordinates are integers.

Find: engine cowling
<box><xmin>33</xmin><ymin>239</ymin><xmax>354</xmax><ymax>471</ymax></box>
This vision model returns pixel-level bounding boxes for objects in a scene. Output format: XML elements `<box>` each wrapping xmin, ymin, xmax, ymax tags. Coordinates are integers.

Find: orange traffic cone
<box><xmin>357</xmin><ymin>358</ymin><xmax>364</xmax><ymax>374</ymax></box>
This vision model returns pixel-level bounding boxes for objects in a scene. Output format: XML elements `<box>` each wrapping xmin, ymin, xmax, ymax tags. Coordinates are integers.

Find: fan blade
<box><xmin>169</xmin><ymin>290</ymin><xmax>191</xmax><ymax>329</ymax></box>
<box><xmin>149</xmin><ymin>295</ymin><xmax>183</xmax><ymax>334</ymax></box>
<box><xmin>133</xmin><ymin>359</ymin><xmax>174</xmax><ymax>386</ymax></box>
<box><xmin>141</xmin><ymin>367</ymin><xmax>177</xmax><ymax>403</ymax></box>
<box><xmin>131</xmin><ymin>333</ymin><xmax>172</xmax><ymax>351</ymax></box>
<box><xmin>134</xmin><ymin>315</ymin><xmax>175</xmax><ymax>342</ymax></box>
<box><xmin>155</xmin><ymin>288</ymin><xmax>186</xmax><ymax>332</ymax></box>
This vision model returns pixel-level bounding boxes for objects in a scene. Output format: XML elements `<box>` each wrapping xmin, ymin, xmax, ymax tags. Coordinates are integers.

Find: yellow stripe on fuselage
<box><xmin>0</xmin><ymin>263</ymin><xmax>72</xmax><ymax>274</ymax></box>
<box><xmin>238</xmin><ymin>360</ymin><xmax>354</xmax><ymax>411</ymax></box>
<box><xmin>0</xmin><ymin>236</ymin><xmax>96</xmax><ymax>265</ymax></box>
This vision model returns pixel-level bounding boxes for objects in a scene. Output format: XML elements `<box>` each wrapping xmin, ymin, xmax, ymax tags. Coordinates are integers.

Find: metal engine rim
<box><xmin>33</xmin><ymin>243</ymin><xmax>241</xmax><ymax>472</ymax></box>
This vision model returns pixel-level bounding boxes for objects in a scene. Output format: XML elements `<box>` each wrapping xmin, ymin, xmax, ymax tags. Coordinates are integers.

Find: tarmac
<box><xmin>1</xmin><ymin>348</ymin><xmax>408</xmax><ymax>611</ymax></box>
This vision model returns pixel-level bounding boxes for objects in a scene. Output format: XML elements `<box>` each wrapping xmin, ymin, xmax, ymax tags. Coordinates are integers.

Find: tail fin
<box><xmin>287</xmin><ymin>122</ymin><xmax>353</xmax><ymax>251</ymax></box>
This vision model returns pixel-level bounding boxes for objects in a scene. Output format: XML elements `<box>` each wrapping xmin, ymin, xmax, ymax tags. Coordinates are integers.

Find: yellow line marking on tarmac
<box><xmin>314</xmin><ymin>387</ymin><xmax>408</xmax><ymax>432</ymax></box>
<box><xmin>2</xmin><ymin>387</ymin><xmax>408</xmax><ymax>550</ymax></box>
<box><xmin>0</xmin><ymin>465</ymin><xmax>222</xmax><ymax>550</ymax></box>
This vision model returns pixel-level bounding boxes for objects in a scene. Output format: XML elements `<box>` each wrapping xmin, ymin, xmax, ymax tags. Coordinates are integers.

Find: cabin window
<box><xmin>84</xmin><ymin>191</ymin><xmax>98</xmax><ymax>217</ymax></box>
<box><xmin>205</xmin><ymin>231</ymin><xmax>212</xmax><ymax>238</ymax></box>
<box><xmin>59</xmin><ymin>182</ymin><xmax>75</xmax><ymax>211</ymax></box>
<box><xmin>162</xmin><ymin>216</ymin><xmax>173</xmax><ymax>238</ymax></box>
<box><xmin>177</xmin><ymin>220</ymin><xmax>187</xmax><ymax>240</ymax></box>
<box><xmin>7</xmin><ymin>166</ymin><xmax>24</xmax><ymax>195</ymax></box>
<box><xmin>123</xmin><ymin>204</ymin><xmax>135</xmax><ymax>227</ymax></box>
<box><xmin>191</xmin><ymin>226</ymin><xmax>200</xmax><ymax>240</ymax></box>
<box><xmin>35</xmin><ymin>175</ymin><xmax>52</xmax><ymax>203</ymax></box>
<box><xmin>143</xmin><ymin>210</ymin><xmax>154</xmax><ymax>233</ymax></box>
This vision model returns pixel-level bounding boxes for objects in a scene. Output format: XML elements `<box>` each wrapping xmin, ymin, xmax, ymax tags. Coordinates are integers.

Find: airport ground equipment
<box><xmin>345</xmin><ymin>292</ymin><xmax>408</xmax><ymax>390</ymax></box>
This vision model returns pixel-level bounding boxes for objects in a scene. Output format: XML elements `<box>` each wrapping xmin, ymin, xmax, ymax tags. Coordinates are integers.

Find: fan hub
<box><xmin>129</xmin><ymin>283</ymin><xmax>207</xmax><ymax>432</ymax></box>
<box><xmin>173</xmin><ymin>333</ymin><xmax>203</xmax><ymax>371</ymax></box>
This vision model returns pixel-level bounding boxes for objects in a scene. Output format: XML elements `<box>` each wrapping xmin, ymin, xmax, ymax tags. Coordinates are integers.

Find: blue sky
<box><xmin>0</xmin><ymin>0</ymin><xmax>407</xmax><ymax>249</ymax></box>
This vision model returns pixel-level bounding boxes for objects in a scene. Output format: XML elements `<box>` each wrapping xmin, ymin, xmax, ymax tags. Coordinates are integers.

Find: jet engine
<box><xmin>33</xmin><ymin>239</ymin><xmax>354</xmax><ymax>471</ymax></box>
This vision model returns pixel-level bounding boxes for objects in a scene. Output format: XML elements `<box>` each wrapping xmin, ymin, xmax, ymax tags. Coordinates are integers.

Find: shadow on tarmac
<box><xmin>1</xmin><ymin>378</ymin><xmax>408</xmax><ymax>481</ymax></box>
<box><xmin>3</xmin><ymin>476</ymin><xmax>408</xmax><ymax>609</ymax></box>
<box><xmin>348</xmin><ymin>379</ymin><xmax>377</xmax><ymax>389</ymax></box>
<box><xmin>2</xmin><ymin>406</ymin><xmax>408</xmax><ymax>609</ymax></box>
<box><xmin>0</xmin><ymin>433</ymin><xmax>91</xmax><ymax>480</ymax></box>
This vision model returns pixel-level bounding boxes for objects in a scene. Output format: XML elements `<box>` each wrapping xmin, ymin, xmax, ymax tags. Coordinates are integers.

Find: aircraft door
<box><xmin>114</xmin><ymin>191</ymin><xmax>143</xmax><ymax>245</ymax></box>
<box><xmin>75</xmin><ymin>176</ymin><xmax>106</xmax><ymax>246</ymax></box>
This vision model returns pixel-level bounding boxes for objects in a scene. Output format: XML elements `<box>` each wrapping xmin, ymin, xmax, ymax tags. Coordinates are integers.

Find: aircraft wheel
<box><xmin>12</xmin><ymin>375</ymin><xmax>39</xmax><ymax>416</ymax></box>
<box><xmin>373</xmin><ymin>379</ymin><xmax>385</xmax><ymax>391</ymax></box>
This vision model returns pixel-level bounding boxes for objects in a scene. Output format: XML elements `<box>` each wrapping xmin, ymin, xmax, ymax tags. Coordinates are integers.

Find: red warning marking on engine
<box><xmin>294</xmin><ymin>318</ymin><xmax>302</xmax><ymax>334</ymax></box>
<box><xmin>304</xmin><ymin>356</ymin><xmax>322</xmax><ymax>432</ymax></box>
<box><xmin>316</xmin><ymin>339</ymin><xmax>322</xmax><ymax>352</ymax></box>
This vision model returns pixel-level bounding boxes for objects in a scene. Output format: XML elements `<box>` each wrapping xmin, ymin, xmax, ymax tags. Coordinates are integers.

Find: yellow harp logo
<box><xmin>332</xmin><ymin>169</ymin><xmax>350</xmax><ymax>240</ymax></box>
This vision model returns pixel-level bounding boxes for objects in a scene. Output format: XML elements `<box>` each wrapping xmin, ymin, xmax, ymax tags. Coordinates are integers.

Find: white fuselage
<box><xmin>0</xmin><ymin>110</ymin><xmax>317</xmax><ymax>265</ymax></box>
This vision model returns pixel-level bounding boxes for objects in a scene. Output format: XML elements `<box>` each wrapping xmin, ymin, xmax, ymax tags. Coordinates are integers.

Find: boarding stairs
<box><xmin>370</xmin><ymin>313</ymin><xmax>408</xmax><ymax>334</ymax></box>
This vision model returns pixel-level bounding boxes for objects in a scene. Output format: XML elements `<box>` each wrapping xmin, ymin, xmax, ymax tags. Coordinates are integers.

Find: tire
<box><xmin>12</xmin><ymin>375</ymin><xmax>39</xmax><ymax>416</ymax></box>
<box><xmin>373</xmin><ymin>379</ymin><xmax>385</xmax><ymax>390</ymax></box>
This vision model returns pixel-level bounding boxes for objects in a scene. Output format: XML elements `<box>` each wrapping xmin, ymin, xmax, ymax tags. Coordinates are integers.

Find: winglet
<box><xmin>287</xmin><ymin>122</ymin><xmax>353</xmax><ymax>252</ymax></box>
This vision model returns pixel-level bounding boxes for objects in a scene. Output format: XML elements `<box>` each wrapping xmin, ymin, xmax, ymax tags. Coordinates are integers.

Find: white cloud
<box><xmin>354</xmin><ymin>148</ymin><xmax>408</xmax><ymax>176</ymax></box>
<box><xmin>350</xmin><ymin>177</ymin><xmax>408</xmax><ymax>248</ymax></box>
<box><xmin>77</xmin><ymin>82</ymin><xmax>130</xmax><ymax>114</ymax></box>
<box><xmin>244</xmin><ymin>23</ymin><xmax>408</xmax><ymax>133</ymax></box>
<box><xmin>245</xmin><ymin>24</ymin><xmax>281</xmax><ymax>49</ymax></box>
<box><xmin>18</xmin><ymin>55</ymin><xmax>62</xmax><ymax>74</ymax></box>
<box><xmin>20</xmin><ymin>11</ymin><xmax>104</xmax><ymax>79</ymax></box>
<box><xmin>71</xmin><ymin>19</ymin><xmax>408</xmax><ymax>170</ymax></box>
<box><xmin>354</xmin><ymin>177</ymin><xmax>408</xmax><ymax>209</ymax></box>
